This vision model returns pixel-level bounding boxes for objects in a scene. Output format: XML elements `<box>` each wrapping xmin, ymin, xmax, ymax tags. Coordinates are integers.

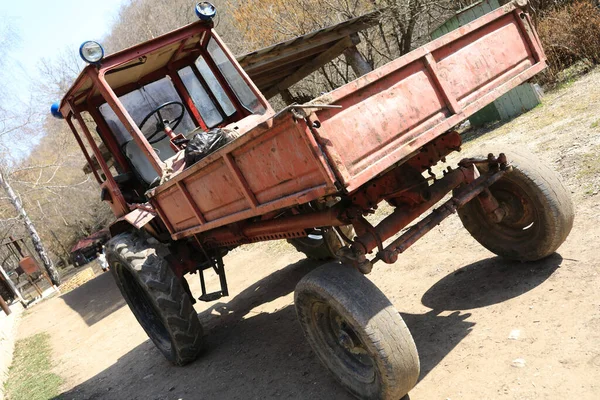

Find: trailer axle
<box><xmin>342</xmin><ymin>156</ymin><xmax>511</xmax><ymax>273</ymax></box>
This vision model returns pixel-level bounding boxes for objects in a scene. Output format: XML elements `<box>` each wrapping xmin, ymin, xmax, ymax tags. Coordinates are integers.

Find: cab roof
<box><xmin>59</xmin><ymin>19</ymin><xmax>212</xmax><ymax>116</ymax></box>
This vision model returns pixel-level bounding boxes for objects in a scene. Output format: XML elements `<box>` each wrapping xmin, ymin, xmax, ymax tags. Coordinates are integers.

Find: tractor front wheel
<box><xmin>106</xmin><ymin>232</ymin><xmax>204</xmax><ymax>366</ymax></box>
<box><xmin>295</xmin><ymin>262</ymin><xmax>419</xmax><ymax>399</ymax></box>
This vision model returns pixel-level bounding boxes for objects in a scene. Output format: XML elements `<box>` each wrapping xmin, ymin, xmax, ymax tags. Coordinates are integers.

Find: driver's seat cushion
<box><xmin>124</xmin><ymin>136</ymin><xmax>178</xmax><ymax>184</ymax></box>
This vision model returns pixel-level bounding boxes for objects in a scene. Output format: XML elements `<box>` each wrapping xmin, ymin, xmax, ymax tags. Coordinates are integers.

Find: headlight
<box><xmin>79</xmin><ymin>41</ymin><xmax>105</xmax><ymax>64</ymax></box>
<box><xmin>50</xmin><ymin>102</ymin><xmax>63</xmax><ymax>119</ymax></box>
<box><xmin>195</xmin><ymin>2</ymin><xmax>216</xmax><ymax>20</ymax></box>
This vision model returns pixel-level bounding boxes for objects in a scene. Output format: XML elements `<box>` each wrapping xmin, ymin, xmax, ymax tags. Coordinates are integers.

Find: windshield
<box><xmin>99</xmin><ymin>77</ymin><xmax>198</xmax><ymax>184</ymax></box>
<box><xmin>99</xmin><ymin>77</ymin><xmax>195</xmax><ymax>147</ymax></box>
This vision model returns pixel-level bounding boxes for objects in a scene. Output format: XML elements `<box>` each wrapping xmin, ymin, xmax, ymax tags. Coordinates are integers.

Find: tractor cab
<box><xmin>53</xmin><ymin>3</ymin><xmax>273</xmax><ymax>217</ymax></box>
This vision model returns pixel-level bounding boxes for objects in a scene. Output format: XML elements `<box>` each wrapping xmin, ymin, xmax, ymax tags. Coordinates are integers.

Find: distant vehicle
<box><xmin>70</xmin><ymin>229</ymin><xmax>110</xmax><ymax>267</ymax></box>
<box><xmin>52</xmin><ymin>1</ymin><xmax>573</xmax><ymax>398</ymax></box>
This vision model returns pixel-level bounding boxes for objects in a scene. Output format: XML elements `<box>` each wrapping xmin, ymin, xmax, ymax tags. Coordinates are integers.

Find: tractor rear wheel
<box><xmin>295</xmin><ymin>262</ymin><xmax>419</xmax><ymax>399</ymax></box>
<box><xmin>457</xmin><ymin>149</ymin><xmax>574</xmax><ymax>261</ymax></box>
<box><xmin>106</xmin><ymin>232</ymin><xmax>204</xmax><ymax>366</ymax></box>
<box><xmin>288</xmin><ymin>226</ymin><xmax>354</xmax><ymax>260</ymax></box>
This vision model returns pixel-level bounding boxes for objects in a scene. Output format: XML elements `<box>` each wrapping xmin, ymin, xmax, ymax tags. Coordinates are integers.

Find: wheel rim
<box><xmin>487</xmin><ymin>179</ymin><xmax>540</xmax><ymax>241</ymax></box>
<box><xmin>115</xmin><ymin>262</ymin><xmax>172</xmax><ymax>354</ymax></box>
<box><xmin>309</xmin><ymin>301</ymin><xmax>376</xmax><ymax>384</ymax></box>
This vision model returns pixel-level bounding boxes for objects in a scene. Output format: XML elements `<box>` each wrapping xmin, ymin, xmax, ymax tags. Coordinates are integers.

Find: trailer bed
<box><xmin>148</xmin><ymin>2</ymin><xmax>546</xmax><ymax>240</ymax></box>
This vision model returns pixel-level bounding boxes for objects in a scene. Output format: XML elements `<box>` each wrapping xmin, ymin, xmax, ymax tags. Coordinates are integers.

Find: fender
<box><xmin>109</xmin><ymin>206</ymin><xmax>157</xmax><ymax>237</ymax></box>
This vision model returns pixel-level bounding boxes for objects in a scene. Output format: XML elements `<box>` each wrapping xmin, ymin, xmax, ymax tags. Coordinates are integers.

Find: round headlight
<box><xmin>79</xmin><ymin>41</ymin><xmax>105</xmax><ymax>64</ymax></box>
<box><xmin>195</xmin><ymin>2</ymin><xmax>216</xmax><ymax>20</ymax></box>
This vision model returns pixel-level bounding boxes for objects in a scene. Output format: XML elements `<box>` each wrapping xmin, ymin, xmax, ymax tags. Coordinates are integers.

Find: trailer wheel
<box><xmin>106</xmin><ymin>232</ymin><xmax>204</xmax><ymax>366</ymax></box>
<box><xmin>457</xmin><ymin>149</ymin><xmax>574</xmax><ymax>261</ymax></box>
<box><xmin>288</xmin><ymin>226</ymin><xmax>354</xmax><ymax>260</ymax></box>
<box><xmin>295</xmin><ymin>263</ymin><xmax>419</xmax><ymax>400</ymax></box>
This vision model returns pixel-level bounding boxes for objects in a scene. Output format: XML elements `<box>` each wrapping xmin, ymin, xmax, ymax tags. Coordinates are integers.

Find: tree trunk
<box><xmin>343</xmin><ymin>45</ymin><xmax>373</xmax><ymax>77</ymax></box>
<box><xmin>0</xmin><ymin>168</ymin><xmax>61</xmax><ymax>286</ymax></box>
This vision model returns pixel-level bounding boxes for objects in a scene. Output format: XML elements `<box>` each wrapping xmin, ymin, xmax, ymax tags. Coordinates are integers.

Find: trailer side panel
<box><xmin>310</xmin><ymin>6</ymin><xmax>545</xmax><ymax>192</ymax></box>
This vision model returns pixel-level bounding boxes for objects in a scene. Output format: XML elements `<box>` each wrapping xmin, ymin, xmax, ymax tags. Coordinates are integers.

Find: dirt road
<box><xmin>17</xmin><ymin>70</ymin><xmax>600</xmax><ymax>400</ymax></box>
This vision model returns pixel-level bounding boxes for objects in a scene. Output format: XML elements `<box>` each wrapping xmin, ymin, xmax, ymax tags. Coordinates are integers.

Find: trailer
<box><xmin>53</xmin><ymin>1</ymin><xmax>573</xmax><ymax>398</ymax></box>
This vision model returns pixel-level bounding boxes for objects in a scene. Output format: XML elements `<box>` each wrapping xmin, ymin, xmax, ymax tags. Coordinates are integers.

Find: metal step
<box><xmin>198</xmin><ymin>291</ymin><xmax>224</xmax><ymax>302</ymax></box>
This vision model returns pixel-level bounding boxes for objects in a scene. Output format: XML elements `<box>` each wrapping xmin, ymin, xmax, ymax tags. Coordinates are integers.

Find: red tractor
<box><xmin>52</xmin><ymin>1</ymin><xmax>572</xmax><ymax>398</ymax></box>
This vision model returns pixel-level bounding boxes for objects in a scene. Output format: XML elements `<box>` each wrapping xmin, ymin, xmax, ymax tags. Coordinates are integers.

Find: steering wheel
<box><xmin>138</xmin><ymin>101</ymin><xmax>185</xmax><ymax>144</ymax></box>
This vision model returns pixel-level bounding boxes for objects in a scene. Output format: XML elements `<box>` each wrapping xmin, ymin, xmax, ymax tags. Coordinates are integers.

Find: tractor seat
<box><xmin>124</xmin><ymin>134</ymin><xmax>181</xmax><ymax>185</ymax></box>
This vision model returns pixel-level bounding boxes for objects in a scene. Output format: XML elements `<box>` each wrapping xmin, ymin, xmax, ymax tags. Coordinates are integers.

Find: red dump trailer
<box><xmin>55</xmin><ymin>1</ymin><xmax>573</xmax><ymax>398</ymax></box>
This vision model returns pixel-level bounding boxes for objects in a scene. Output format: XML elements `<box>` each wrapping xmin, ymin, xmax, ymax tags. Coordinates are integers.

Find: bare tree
<box><xmin>0</xmin><ymin>167</ymin><xmax>60</xmax><ymax>285</ymax></box>
<box><xmin>0</xmin><ymin>21</ymin><xmax>61</xmax><ymax>285</ymax></box>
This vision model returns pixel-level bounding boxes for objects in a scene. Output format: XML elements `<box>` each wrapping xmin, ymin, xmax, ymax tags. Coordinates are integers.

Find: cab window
<box><xmin>207</xmin><ymin>38</ymin><xmax>265</xmax><ymax>114</ymax></box>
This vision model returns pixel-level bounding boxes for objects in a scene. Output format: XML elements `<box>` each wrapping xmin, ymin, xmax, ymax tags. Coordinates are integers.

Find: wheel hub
<box><xmin>338</xmin><ymin>329</ymin><xmax>357</xmax><ymax>352</ymax></box>
<box><xmin>493</xmin><ymin>186</ymin><xmax>533</xmax><ymax>228</ymax></box>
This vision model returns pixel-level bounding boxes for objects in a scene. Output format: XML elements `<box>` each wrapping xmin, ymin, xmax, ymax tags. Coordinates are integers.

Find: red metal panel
<box><xmin>149</xmin><ymin>114</ymin><xmax>339</xmax><ymax>238</ymax></box>
<box><xmin>175</xmin><ymin>181</ymin><xmax>207</xmax><ymax>224</ymax></box>
<box><xmin>154</xmin><ymin>186</ymin><xmax>198</xmax><ymax>232</ymax></box>
<box><xmin>223</xmin><ymin>153</ymin><xmax>259</xmax><ymax>209</ymax></box>
<box><xmin>313</xmin><ymin>61</ymin><xmax>448</xmax><ymax>182</ymax></box>
<box><xmin>231</xmin><ymin>117</ymin><xmax>329</xmax><ymax>204</ymax></box>
<box><xmin>310</xmin><ymin>5</ymin><xmax>545</xmax><ymax>193</ymax></box>
<box><xmin>19</xmin><ymin>257</ymin><xmax>39</xmax><ymax>275</ymax></box>
<box><xmin>433</xmin><ymin>14</ymin><xmax>533</xmax><ymax>104</ymax></box>
<box><xmin>183</xmin><ymin>159</ymin><xmax>248</xmax><ymax>221</ymax></box>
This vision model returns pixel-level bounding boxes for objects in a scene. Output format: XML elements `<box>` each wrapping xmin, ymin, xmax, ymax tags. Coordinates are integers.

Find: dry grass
<box><xmin>538</xmin><ymin>1</ymin><xmax>600</xmax><ymax>85</ymax></box>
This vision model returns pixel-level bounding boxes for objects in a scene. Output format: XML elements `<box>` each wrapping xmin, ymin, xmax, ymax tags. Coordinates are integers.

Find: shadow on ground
<box><xmin>422</xmin><ymin>254</ymin><xmax>563</xmax><ymax>311</ymax></box>
<box><xmin>405</xmin><ymin>253</ymin><xmax>562</xmax><ymax>380</ymax></box>
<box><xmin>60</xmin><ymin>272</ymin><xmax>126</xmax><ymax>326</ymax></box>
<box><xmin>55</xmin><ymin>254</ymin><xmax>562</xmax><ymax>399</ymax></box>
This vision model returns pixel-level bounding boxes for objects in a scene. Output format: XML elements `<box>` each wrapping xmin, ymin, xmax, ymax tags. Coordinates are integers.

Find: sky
<box><xmin>0</xmin><ymin>0</ymin><xmax>127</xmax><ymax>104</ymax></box>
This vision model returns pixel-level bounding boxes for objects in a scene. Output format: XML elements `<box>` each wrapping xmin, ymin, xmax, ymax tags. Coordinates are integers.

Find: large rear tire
<box><xmin>295</xmin><ymin>263</ymin><xmax>419</xmax><ymax>400</ymax></box>
<box><xmin>106</xmin><ymin>232</ymin><xmax>204</xmax><ymax>366</ymax></box>
<box><xmin>457</xmin><ymin>149</ymin><xmax>574</xmax><ymax>261</ymax></box>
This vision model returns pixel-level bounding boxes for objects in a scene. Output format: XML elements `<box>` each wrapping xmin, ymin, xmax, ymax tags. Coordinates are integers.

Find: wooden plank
<box><xmin>433</xmin><ymin>23</ymin><xmax>449</xmax><ymax>39</ymax></box>
<box><xmin>448</xmin><ymin>17</ymin><xmax>460</xmax><ymax>31</ymax></box>
<box><xmin>505</xmin><ymin>90</ymin><xmax>522</xmax><ymax>118</ymax></box>
<box><xmin>520</xmin><ymin>83</ymin><xmax>542</xmax><ymax>108</ymax></box>
<box><xmin>243</xmin><ymin>43</ymin><xmax>333</xmax><ymax>76</ymax></box>
<box><xmin>460</xmin><ymin>8</ymin><xmax>477</xmax><ymax>24</ymax></box>
<box><xmin>264</xmin><ymin>37</ymin><xmax>354</xmax><ymax>98</ymax></box>
<box><xmin>495</xmin><ymin>83</ymin><xmax>540</xmax><ymax>120</ymax></box>
<box><xmin>238</xmin><ymin>21</ymin><xmax>377</xmax><ymax>72</ymax></box>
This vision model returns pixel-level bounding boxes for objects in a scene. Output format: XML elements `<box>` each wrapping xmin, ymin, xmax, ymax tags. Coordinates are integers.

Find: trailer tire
<box><xmin>106</xmin><ymin>232</ymin><xmax>204</xmax><ymax>366</ymax></box>
<box><xmin>288</xmin><ymin>226</ymin><xmax>354</xmax><ymax>260</ymax></box>
<box><xmin>457</xmin><ymin>149</ymin><xmax>574</xmax><ymax>261</ymax></box>
<box><xmin>295</xmin><ymin>263</ymin><xmax>419</xmax><ymax>400</ymax></box>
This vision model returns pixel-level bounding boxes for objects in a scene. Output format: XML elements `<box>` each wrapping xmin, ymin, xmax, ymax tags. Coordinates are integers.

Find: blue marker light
<box><xmin>50</xmin><ymin>102</ymin><xmax>63</xmax><ymax>119</ymax></box>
